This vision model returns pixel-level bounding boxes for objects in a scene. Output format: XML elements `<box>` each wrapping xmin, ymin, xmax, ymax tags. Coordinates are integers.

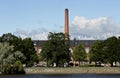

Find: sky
<box><xmin>0</xmin><ymin>0</ymin><xmax>120</xmax><ymax>40</ymax></box>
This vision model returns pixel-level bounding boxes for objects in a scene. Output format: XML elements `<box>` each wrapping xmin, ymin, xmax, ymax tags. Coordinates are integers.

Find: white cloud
<box><xmin>14</xmin><ymin>16</ymin><xmax>120</xmax><ymax>40</ymax></box>
<box><xmin>70</xmin><ymin>16</ymin><xmax>120</xmax><ymax>40</ymax></box>
<box><xmin>14</xmin><ymin>28</ymin><xmax>48</xmax><ymax>40</ymax></box>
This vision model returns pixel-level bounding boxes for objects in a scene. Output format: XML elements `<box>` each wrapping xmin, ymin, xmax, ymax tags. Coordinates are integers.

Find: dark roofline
<box><xmin>32</xmin><ymin>40</ymin><xmax>103</xmax><ymax>47</ymax></box>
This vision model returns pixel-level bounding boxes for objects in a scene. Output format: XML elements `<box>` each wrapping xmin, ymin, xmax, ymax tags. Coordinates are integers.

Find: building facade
<box><xmin>33</xmin><ymin>9</ymin><xmax>97</xmax><ymax>65</ymax></box>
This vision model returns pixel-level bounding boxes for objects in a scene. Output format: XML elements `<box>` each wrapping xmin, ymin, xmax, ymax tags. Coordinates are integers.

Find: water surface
<box><xmin>0</xmin><ymin>74</ymin><xmax>120</xmax><ymax>78</ymax></box>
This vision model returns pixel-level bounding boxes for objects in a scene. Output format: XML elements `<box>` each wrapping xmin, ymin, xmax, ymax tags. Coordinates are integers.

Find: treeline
<box><xmin>90</xmin><ymin>36</ymin><xmax>120</xmax><ymax>66</ymax></box>
<box><xmin>0</xmin><ymin>32</ymin><xmax>119</xmax><ymax>74</ymax></box>
<box><xmin>0</xmin><ymin>33</ymin><xmax>38</xmax><ymax>74</ymax></box>
<box><xmin>41</xmin><ymin>33</ymin><xmax>120</xmax><ymax>67</ymax></box>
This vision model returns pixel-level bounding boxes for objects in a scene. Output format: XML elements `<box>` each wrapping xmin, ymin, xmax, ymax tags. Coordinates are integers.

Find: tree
<box><xmin>0</xmin><ymin>33</ymin><xmax>23</xmax><ymax>52</ymax></box>
<box><xmin>104</xmin><ymin>36</ymin><xmax>118</xmax><ymax>66</ymax></box>
<box><xmin>0</xmin><ymin>33</ymin><xmax>25</xmax><ymax>63</ymax></box>
<box><xmin>90</xmin><ymin>40</ymin><xmax>106</xmax><ymax>66</ymax></box>
<box><xmin>3</xmin><ymin>61</ymin><xmax>25</xmax><ymax>74</ymax></box>
<box><xmin>22</xmin><ymin>38</ymin><xmax>38</xmax><ymax>67</ymax></box>
<box><xmin>41</xmin><ymin>32</ymin><xmax>71</xmax><ymax>67</ymax></box>
<box><xmin>0</xmin><ymin>42</ymin><xmax>14</xmax><ymax>69</ymax></box>
<box><xmin>0</xmin><ymin>33</ymin><xmax>39</xmax><ymax>67</ymax></box>
<box><xmin>74</xmin><ymin>44</ymin><xmax>86</xmax><ymax>66</ymax></box>
<box><xmin>90</xmin><ymin>37</ymin><xmax>120</xmax><ymax>67</ymax></box>
<box><xmin>13</xmin><ymin>61</ymin><xmax>25</xmax><ymax>74</ymax></box>
<box><xmin>0</xmin><ymin>42</ymin><xmax>25</xmax><ymax>74</ymax></box>
<box><xmin>40</xmin><ymin>41</ymin><xmax>53</xmax><ymax>67</ymax></box>
<box><xmin>118</xmin><ymin>37</ymin><xmax>120</xmax><ymax>63</ymax></box>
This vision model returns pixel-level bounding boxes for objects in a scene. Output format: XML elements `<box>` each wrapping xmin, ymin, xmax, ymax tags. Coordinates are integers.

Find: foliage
<box><xmin>0</xmin><ymin>42</ymin><xmax>14</xmax><ymax>67</ymax></box>
<box><xmin>13</xmin><ymin>61</ymin><xmax>25</xmax><ymax>74</ymax></box>
<box><xmin>104</xmin><ymin>36</ymin><xmax>119</xmax><ymax>66</ymax></box>
<box><xmin>74</xmin><ymin>44</ymin><xmax>86</xmax><ymax>66</ymax></box>
<box><xmin>0</xmin><ymin>33</ymin><xmax>39</xmax><ymax>67</ymax></box>
<box><xmin>0</xmin><ymin>42</ymin><xmax>25</xmax><ymax>74</ymax></box>
<box><xmin>90</xmin><ymin>40</ymin><xmax>105</xmax><ymax>63</ymax></box>
<box><xmin>90</xmin><ymin>36</ymin><xmax>120</xmax><ymax>66</ymax></box>
<box><xmin>2</xmin><ymin>61</ymin><xmax>25</xmax><ymax>74</ymax></box>
<box><xmin>41</xmin><ymin>32</ymin><xmax>71</xmax><ymax>67</ymax></box>
<box><xmin>118</xmin><ymin>37</ymin><xmax>120</xmax><ymax>62</ymax></box>
<box><xmin>0</xmin><ymin>33</ymin><xmax>23</xmax><ymax>52</ymax></box>
<box><xmin>2</xmin><ymin>64</ymin><xmax>11</xmax><ymax>74</ymax></box>
<box><xmin>22</xmin><ymin>38</ymin><xmax>39</xmax><ymax>66</ymax></box>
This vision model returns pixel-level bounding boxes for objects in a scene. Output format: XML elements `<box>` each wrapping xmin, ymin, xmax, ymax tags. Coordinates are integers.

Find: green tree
<box><xmin>41</xmin><ymin>32</ymin><xmax>70</xmax><ymax>67</ymax></box>
<box><xmin>0</xmin><ymin>33</ymin><xmax>39</xmax><ymax>67</ymax></box>
<box><xmin>105</xmin><ymin>36</ymin><xmax>118</xmax><ymax>66</ymax></box>
<box><xmin>0</xmin><ymin>42</ymin><xmax>25</xmax><ymax>74</ymax></box>
<box><xmin>90</xmin><ymin>40</ymin><xmax>106</xmax><ymax>66</ymax></box>
<box><xmin>13</xmin><ymin>61</ymin><xmax>25</xmax><ymax>74</ymax></box>
<box><xmin>74</xmin><ymin>44</ymin><xmax>86</xmax><ymax>66</ymax></box>
<box><xmin>0</xmin><ymin>33</ymin><xmax>23</xmax><ymax>52</ymax></box>
<box><xmin>0</xmin><ymin>33</ymin><xmax>25</xmax><ymax>63</ymax></box>
<box><xmin>22</xmin><ymin>38</ymin><xmax>38</xmax><ymax>67</ymax></box>
<box><xmin>0</xmin><ymin>42</ymin><xmax>14</xmax><ymax>69</ymax></box>
<box><xmin>40</xmin><ymin>41</ymin><xmax>53</xmax><ymax>67</ymax></box>
<box><xmin>118</xmin><ymin>37</ymin><xmax>120</xmax><ymax>62</ymax></box>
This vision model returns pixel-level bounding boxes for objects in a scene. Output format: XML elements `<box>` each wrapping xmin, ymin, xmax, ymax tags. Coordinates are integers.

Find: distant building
<box><xmin>32</xmin><ymin>9</ymin><xmax>97</xmax><ymax>64</ymax></box>
<box><xmin>33</xmin><ymin>40</ymin><xmax>96</xmax><ymax>62</ymax></box>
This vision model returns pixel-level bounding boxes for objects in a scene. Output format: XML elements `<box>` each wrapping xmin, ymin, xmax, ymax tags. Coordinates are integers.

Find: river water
<box><xmin>0</xmin><ymin>74</ymin><xmax>120</xmax><ymax>78</ymax></box>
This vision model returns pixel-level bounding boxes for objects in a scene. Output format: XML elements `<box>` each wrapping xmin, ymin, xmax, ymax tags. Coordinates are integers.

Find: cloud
<box><xmin>70</xmin><ymin>16</ymin><xmax>120</xmax><ymax>40</ymax></box>
<box><xmin>14</xmin><ymin>28</ymin><xmax>48</xmax><ymax>40</ymax></box>
<box><xmin>14</xmin><ymin>24</ymin><xmax>63</xmax><ymax>40</ymax></box>
<box><xmin>14</xmin><ymin>16</ymin><xmax>120</xmax><ymax>40</ymax></box>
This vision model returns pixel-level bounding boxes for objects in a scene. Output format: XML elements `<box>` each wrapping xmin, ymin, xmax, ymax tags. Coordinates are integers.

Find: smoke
<box><xmin>70</xmin><ymin>16</ymin><xmax>120</xmax><ymax>40</ymax></box>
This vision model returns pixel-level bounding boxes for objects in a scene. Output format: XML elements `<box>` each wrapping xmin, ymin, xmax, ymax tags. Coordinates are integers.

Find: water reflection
<box><xmin>0</xmin><ymin>74</ymin><xmax>120</xmax><ymax>78</ymax></box>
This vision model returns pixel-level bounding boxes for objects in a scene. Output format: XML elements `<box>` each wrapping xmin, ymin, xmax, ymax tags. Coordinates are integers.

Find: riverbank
<box><xmin>25</xmin><ymin>67</ymin><xmax>120</xmax><ymax>74</ymax></box>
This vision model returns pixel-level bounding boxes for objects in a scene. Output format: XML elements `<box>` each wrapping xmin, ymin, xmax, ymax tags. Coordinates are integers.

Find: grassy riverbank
<box><xmin>25</xmin><ymin>67</ymin><xmax>120</xmax><ymax>74</ymax></box>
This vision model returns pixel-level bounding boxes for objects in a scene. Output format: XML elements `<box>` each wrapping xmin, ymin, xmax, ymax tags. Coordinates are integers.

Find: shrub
<box><xmin>2</xmin><ymin>64</ymin><xmax>11</xmax><ymax>74</ymax></box>
<box><xmin>13</xmin><ymin>61</ymin><xmax>25</xmax><ymax>74</ymax></box>
<box><xmin>2</xmin><ymin>61</ymin><xmax>25</xmax><ymax>74</ymax></box>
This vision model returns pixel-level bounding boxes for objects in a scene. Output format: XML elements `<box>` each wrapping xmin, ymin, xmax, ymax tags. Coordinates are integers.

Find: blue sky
<box><xmin>0</xmin><ymin>0</ymin><xmax>120</xmax><ymax>40</ymax></box>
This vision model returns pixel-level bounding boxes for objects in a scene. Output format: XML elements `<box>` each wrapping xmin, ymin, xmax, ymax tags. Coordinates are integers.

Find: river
<box><xmin>0</xmin><ymin>74</ymin><xmax>120</xmax><ymax>78</ymax></box>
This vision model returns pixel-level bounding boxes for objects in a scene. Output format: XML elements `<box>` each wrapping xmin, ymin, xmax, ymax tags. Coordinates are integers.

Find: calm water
<box><xmin>0</xmin><ymin>74</ymin><xmax>120</xmax><ymax>78</ymax></box>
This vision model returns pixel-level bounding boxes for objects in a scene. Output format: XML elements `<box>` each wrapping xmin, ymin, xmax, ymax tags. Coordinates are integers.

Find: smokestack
<box><xmin>64</xmin><ymin>8</ymin><xmax>69</xmax><ymax>40</ymax></box>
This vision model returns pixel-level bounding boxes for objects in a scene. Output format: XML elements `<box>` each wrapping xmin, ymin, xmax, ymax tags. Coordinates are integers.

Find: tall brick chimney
<box><xmin>65</xmin><ymin>8</ymin><xmax>69</xmax><ymax>40</ymax></box>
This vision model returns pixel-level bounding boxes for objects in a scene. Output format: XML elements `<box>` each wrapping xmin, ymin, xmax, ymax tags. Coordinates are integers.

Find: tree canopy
<box><xmin>74</xmin><ymin>44</ymin><xmax>86</xmax><ymax>66</ymax></box>
<box><xmin>22</xmin><ymin>38</ymin><xmax>39</xmax><ymax>66</ymax></box>
<box><xmin>0</xmin><ymin>42</ymin><xmax>25</xmax><ymax>74</ymax></box>
<box><xmin>90</xmin><ymin>36</ymin><xmax>120</xmax><ymax>66</ymax></box>
<box><xmin>0</xmin><ymin>33</ymin><xmax>38</xmax><ymax>67</ymax></box>
<box><xmin>90</xmin><ymin>40</ymin><xmax>106</xmax><ymax>65</ymax></box>
<box><xmin>40</xmin><ymin>32</ymin><xmax>71</xmax><ymax>67</ymax></box>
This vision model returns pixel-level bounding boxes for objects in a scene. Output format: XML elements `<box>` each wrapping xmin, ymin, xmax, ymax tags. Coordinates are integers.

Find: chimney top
<box><xmin>65</xmin><ymin>8</ymin><xmax>68</xmax><ymax>10</ymax></box>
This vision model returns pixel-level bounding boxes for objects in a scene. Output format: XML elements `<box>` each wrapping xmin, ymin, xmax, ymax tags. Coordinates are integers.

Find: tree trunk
<box><xmin>110</xmin><ymin>62</ymin><xmax>113</xmax><ymax>67</ymax></box>
<box><xmin>46</xmin><ymin>57</ymin><xmax>48</xmax><ymax>67</ymax></box>
<box><xmin>56</xmin><ymin>58</ymin><xmax>59</xmax><ymax>67</ymax></box>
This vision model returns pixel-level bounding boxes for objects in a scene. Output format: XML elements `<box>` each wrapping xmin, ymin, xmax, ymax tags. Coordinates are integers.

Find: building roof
<box><xmin>32</xmin><ymin>40</ymin><xmax>97</xmax><ymax>47</ymax></box>
<box><xmin>70</xmin><ymin>40</ymin><xmax>96</xmax><ymax>47</ymax></box>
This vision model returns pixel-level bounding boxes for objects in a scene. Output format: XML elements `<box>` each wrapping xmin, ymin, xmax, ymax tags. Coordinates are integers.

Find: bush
<box><xmin>2</xmin><ymin>61</ymin><xmax>25</xmax><ymax>74</ymax></box>
<box><xmin>2</xmin><ymin>64</ymin><xmax>11</xmax><ymax>74</ymax></box>
<box><xmin>13</xmin><ymin>61</ymin><xmax>25</xmax><ymax>74</ymax></box>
